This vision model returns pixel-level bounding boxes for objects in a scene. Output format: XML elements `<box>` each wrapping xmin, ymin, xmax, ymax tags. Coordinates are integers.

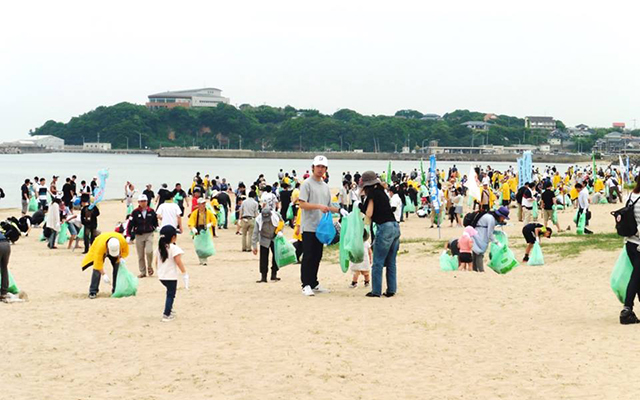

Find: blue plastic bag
<box><xmin>316</xmin><ymin>212</ymin><xmax>336</xmax><ymax>245</ymax></box>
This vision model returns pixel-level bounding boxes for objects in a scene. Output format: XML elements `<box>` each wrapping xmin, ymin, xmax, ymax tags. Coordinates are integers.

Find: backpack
<box><xmin>612</xmin><ymin>196</ymin><xmax>640</xmax><ymax>237</ymax></box>
<box><xmin>463</xmin><ymin>211</ymin><xmax>487</xmax><ymax>228</ymax></box>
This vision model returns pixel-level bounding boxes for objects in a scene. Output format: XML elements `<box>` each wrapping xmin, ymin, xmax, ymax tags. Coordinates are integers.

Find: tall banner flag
<box><xmin>523</xmin><ymin>151</ymin><xmax>533</xmax><ymax>185</ymax></box>
<box><xmin>429</xmin><ymin>155</ymin><xmax>440</xmax><ymax>213</ymax></box>
<box><xmin>517</xmin><ymin>156</ymin><xmax>525</xmax><ymax>188</ymax></box>
<box><xmin>627</xmin><ymin>156</ymin><xmax>631</xmax><ymax>183</ymax></box>
<box><xmin>420</xmin><ymin>159</ymin><xmax>427</xmax><ymax>186</ymax></box>
<box><xmin>464</xmin><ymin>164</ymin><xmax>481</xmax><ymax>201</ymax></box>
<box><xmin>592</xmin><ymin>152</ymin><xmax>597</xmax><ymax>176</ymax></box>
<box><xmin>386</xmin><ymin>161</ymin><xmax>392</xmax><ymax>185</ymax></box>
<box><xmin>89</xmin><ymin>169</ymin><xmax>109</xmax><ymax>210</ymax></box>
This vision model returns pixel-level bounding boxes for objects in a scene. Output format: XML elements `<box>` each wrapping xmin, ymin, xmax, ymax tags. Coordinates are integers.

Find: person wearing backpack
<box><xmin>471</xmin><ymin>206</ymin><xmax>510</xmax><ymax>272</ymax></box>
<box><xmin>251</xmin><ymin>206</ymin><xmax>285</xmax><ymax>283</ymax></box>
<box><xmin>615</xmin><ymin>176</ymin><xmax>640</xmax><ymax>324</ymax></box>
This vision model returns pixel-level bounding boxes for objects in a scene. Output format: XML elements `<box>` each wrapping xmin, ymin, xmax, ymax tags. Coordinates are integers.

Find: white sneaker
<box><xmin>313</xmin><ymin>284</ymin><xmax>330</xmax><ymax>294</ymax></box>
<box><xmin>1</xmin><ymin>293</ymin><xmax>24</xmax><ymax>303</ymax></box>
<box><xmin>162</xmin><ymin>314</ymin><xmax>175</xmax><ymax>322</ymax></box>
<box><xmin>302</xmin><ymin>285</ymin><xmax>315</xmax><ymax>296</ymax></box>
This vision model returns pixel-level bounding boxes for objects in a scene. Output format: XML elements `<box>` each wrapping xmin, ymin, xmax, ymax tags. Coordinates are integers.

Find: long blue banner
<box><xmin>429</xmin><ymin>155</ymin><xmax>440</xmax><ymax>212</ymax></box>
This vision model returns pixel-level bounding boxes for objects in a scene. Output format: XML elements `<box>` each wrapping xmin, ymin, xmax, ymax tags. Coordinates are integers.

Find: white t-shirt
<box><xmin>157</xmin><ymin>202</ymin><xmax>182</xmax><ymax>229</ymax></box>
<box><xmin>260</xmin><ymin>192</ymin><xmax>278</xmax><ymax>210</ymax></box>
<box><xmin>390</xmin><ymin>193</ymin><xmax>403</xmax><ymax>222</ymax></box>
<box><xmin>578</xmin><ymin>187</ymin><xmax>590</xmax><ymax>210</ymax></box>
<box><xmin>350</xmin><ymin>241</ymin><xmax>371</xmax><ymax>272</ymax></box>
<box><xmin>156</xmin><ymin>243</ymin><xmax>185</xmax><ymax>281</ymax></box>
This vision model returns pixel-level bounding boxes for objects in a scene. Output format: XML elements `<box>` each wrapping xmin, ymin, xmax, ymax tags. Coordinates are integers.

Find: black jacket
<box><xmin>127</xmin><ymin>207</ymin><xmax>158</xmax><ymax>238</ymax></box>
<box><xmin>81</xmin><ymin>206</ymin><xmax>100</xmax><ymax>229</ymax></box>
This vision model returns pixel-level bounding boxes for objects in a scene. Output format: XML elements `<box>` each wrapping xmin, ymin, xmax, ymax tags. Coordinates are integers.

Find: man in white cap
<box><xmin>127</xmin><ymin>194</ymin><xmax>158</xmax><ymax>278</ymax></box>
<box><xmin>298</xmin><ymin>155</ymin><xmax>339</xmax><ymax>296</ymax></box>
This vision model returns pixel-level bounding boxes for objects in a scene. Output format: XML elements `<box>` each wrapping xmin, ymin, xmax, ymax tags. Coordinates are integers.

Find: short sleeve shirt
<box><xmin>156</xmin><ymin>244</ymin><xmax>185</xmax><ymax>280</ymax></box>
<box><xmin>299</xmin><ymin>177</ymin><xmax>331</xmax><ymax>232</ymax></box>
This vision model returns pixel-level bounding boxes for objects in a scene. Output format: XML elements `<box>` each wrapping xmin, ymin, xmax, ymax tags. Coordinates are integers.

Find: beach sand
<box><xmin>1</xmin><ymin>199</ymin><xmax>637</xmax><ymax>399</ymax></box>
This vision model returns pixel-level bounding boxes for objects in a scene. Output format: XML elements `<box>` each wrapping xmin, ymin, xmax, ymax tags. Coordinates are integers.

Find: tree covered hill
<box><xmin>32</xmin><ymin>102</ymin><xmax>564</xmax><ymax>151</ymax></box>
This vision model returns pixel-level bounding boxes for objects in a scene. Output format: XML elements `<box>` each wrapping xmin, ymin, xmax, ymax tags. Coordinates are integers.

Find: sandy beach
<box><xmin>1</xmin><ymin>199</ymin><xmax>636</xmax><ymax>400</ymax></box>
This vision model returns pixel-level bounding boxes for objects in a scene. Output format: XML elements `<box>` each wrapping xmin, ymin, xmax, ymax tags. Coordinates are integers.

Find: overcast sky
<box><xmin>1</xmin><ymin>0</ymin><xmax>639</xmax><ymax>141</ymax></box>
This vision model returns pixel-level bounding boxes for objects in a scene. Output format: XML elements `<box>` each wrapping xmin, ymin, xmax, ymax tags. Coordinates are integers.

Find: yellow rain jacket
<box><xmin>594</xmin><ymin>179</ymin><xmax>605</xmax><ymax>193</ymax></box>
<box><xmin>189</xmin><ymin>208</ymin><xmax>217</xmax><ymax>229</ymax></box>
<box><xmin>81</xmin><ymin>232</ymin><xmax>129</xmax><ymax>271</ymax></box>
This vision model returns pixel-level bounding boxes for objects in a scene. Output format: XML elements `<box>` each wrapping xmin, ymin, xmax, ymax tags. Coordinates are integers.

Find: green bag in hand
<box><xmin>532</xmin><ymin>201</ymin><xmax>539</xmax><ymax>220</ymax></box>
<box><xmin>576</xmin><ymin>212</ymin><xmax>586</xmax><ymax>235</ymax></box>
<box><xmin>77</xmin><ymin>226</ymin><xmax>84</xmax><ymax>240</ymax></box>
<box><xmin>551</xmin><ymin>205</ymin><xmax>558</xmax><ymax>225</ymax></box>
<box><xmin>487</xmin><ymin>242</ymin><xmax>519</xmax><ymax>274</ymax></box>
<box><xmin>440</xmin><ymin>250</ymin><xmax>458</xmax><ymax>271</ymax></box>
<box><xmin>126</xmin><ymin>204</ymin><xmax>134</xmax><ymax>215</ymax></box>
<box><xmin>193</xmin><ymin>230</ymin><xmax>216</xmax><ymax>258</ymax></box>
<box><xmin>28</xmin><ymin>197</ymin><xmax>38</xmax><ymax>212</ymax></box>
<box><xmin>495</xmin><ymin>231</ymin><xmax>509</xmax><ymax>247</ymax></box>
<box><xmin>611</xmin><ymin>247</ymin><xmax>633</xmax><ymax>303</ymax></box>
<box><xmin>528</xmin><ymin>241</ymin><xmax>544</xmax><ymax>266</ymax></box>
<box><xmin>286</xmin><ymin>204</ymin><xmax>294</xmax><ymax>221</ymax></box>
<box><xmin>343</xmin><ymin>210</ymin><xmax>365</xmax><ymax>264</ymax></box>
<box><xmin>57</xmin><ymin>222</ymin><xmax>70</xmax><ymax>245</ymax></box>
<box><xmin>274</xmin><ymin>233</ymin><xmax>297</xmax><ymax>268</ymax></box>
<box><xmin>229</xmin><ymin>211</ymin><xmax>237</xmax><ymax>225</ymax></box>
<box><xmin>217</xmin><ymin>210</ymin><xmax>226</xmax><ymax>227</ymax></box>
<box><xmin>403</xmin><ymin>196</ymin><xmax>416</xmax><ymax>213</ymax></box>
<box><xmin>339</xmin><ymin>217</ymin><xmax>350</xmax><ymax>273</ymax></box>
<box><xmin>111</xmin><ymin>260</ymin><xmax>138</xmax><ymax>298</ymax></box>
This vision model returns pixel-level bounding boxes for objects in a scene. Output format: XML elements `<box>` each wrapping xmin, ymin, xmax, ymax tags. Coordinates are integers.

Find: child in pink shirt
<box><xmin>457</xmin><ymin>226</ymin><xmax>477</xmax><ymax>271</ymax></box>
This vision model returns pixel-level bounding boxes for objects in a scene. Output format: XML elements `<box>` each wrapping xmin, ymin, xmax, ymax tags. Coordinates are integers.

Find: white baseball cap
<box><xmin>138</xmin><ymin>194</ymin><xmax>148</xmax><ymax>202</ymax></box>
<box><xmin>197</xmin><ymin>197</ymin><xmax>207</xmax><ymax>204</ymax></box>
<box><xmin>107</xmin><ymin>238</ymin><xmax>120</xmax><ymax>257</ymax></box>
<box><xmin>313</xmin><ymin>155</ymin><xmax>328</xmax><ymax>167</ymax></box>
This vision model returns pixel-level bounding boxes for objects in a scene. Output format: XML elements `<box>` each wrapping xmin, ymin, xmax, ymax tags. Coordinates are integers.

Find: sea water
<box><xmin>0</xmin><ymin>153</ymin><xmax>577</xmax><ymax>209</ymax></box>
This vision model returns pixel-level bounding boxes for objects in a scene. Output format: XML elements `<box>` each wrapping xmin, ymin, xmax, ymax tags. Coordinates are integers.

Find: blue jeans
<box><xmin>371</xmin><ymin>221</ymin><xmax>400</xmax><ymax>296</ymax></box>
<box><xmin>161</xmin><ymin>280</ymin><xmax>177</xmax><ymax>317</ymax></box>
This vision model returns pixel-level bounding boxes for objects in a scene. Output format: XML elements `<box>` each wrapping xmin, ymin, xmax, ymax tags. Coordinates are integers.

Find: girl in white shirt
<box><xmin>155</xmin><ymin>225</ymin><xmax>188</xmax><ymax>322</ymax></box>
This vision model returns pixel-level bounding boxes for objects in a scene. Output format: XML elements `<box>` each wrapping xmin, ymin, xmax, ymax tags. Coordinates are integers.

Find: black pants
<box><xmin>260</xmin><ymin>242</ymin><xmax>277</xmax><ymax>275</ymax></box>
<box><xmin>0</xmin><ymin>241</ymin><xmax>11</xmax><ymax>296</ymax></box>
<box><xmin>89</xmin><ymin>256</ymin><xmax>119</xmax><ymax>296</ymax></box>
<box><xmin>222</xmin><ymin>205</ymin><xmax>229</xmax><ymax>229</ymax></box>
<box><xmin>625</xmin><ymin>242</ymin><xmax>640</xmax><ymax>309</ymax></box>
<box><xmin>577</xmin><ymin>208</ymin><xmax>591</xmax><ymax>227</ymax></box>
<box><xmin>83</xmin><ymin>227</ymin><xmax>97</xmax><ymax>252</ymax></box>
<box><xmin>293</xmin><ymin>240</ymin><xmax>303</xmax><ymax>262</ymax></box>
<box><xmin>160</xmin><ymin>280</ymin><xmax>177</xmax><ymax>316</ymax></box>
<box><xmin>301</xmin><ymin>232</ymin><xmax>323</xmax><ymax>288</ymax></box>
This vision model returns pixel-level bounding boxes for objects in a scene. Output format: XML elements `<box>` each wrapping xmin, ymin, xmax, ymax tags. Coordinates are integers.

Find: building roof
<box><xmin>462</xmin><ymin>121</ymin><xmax>491</xmax><ymax>127</ymax></box>
<box><xmin>526</xmin><ymin>116</ymin><xmax>555</xmax><ymax>122</ymax></box>
<box><xmin>148</xmin><ymin>88</ymin><xmax>222</xmax><ymax>99</ymax></box>
<box><xmin>605</xmin><ymin>132</ymin><xmax>622</xmax><ymax>139</ymax></box>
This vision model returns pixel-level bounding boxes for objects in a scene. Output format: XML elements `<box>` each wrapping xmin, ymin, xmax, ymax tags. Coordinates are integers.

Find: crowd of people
<box><xmin>2</xmin><ymin>157</ymin><xmax>640</xmax><ymax>325</ymax></box>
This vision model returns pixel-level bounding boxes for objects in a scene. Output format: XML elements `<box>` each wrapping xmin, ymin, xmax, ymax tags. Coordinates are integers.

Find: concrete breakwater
<box><xmin>157</xmin><ymin>148</ymin><xmax>591</xmax><ymax>163</ymax></box>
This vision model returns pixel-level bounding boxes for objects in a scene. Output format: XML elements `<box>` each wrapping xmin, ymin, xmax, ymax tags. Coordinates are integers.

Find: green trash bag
<box><xmin>487</xmin><ymin>242</ymin><xmax>519</xmax><ymax>274</ymax></box>
<box><xmin>599</xmin><ymin>196</ymin><xmax>608</xmax><ymax>204</ymax></box>
<box><xmin>274</xmin><ymin>233</ymin><xmax>297</xmax><ymax>268</ymax></box>
<box><xmin>217</xmin><ymin>209</ymin><xmax>226</xmax><ymax>228</ymax></box>
<box><xmin>532</xmin><ymin>201</ymin><xmax>539</xmax><ymax>220</ymax></box>
<box><xmin>440</xmin><ymin>250</ymin><xmax>458</xmax><ymax>271</ymax></box>
<box><xmin>555</xmin><ymin>204</ymin><xmax>564</xmax><ymax>211</ymax></box>
<box><xmin>342</xmin><ymin>210</ymin><xmax>365</xmax><ymax>264</ymax></box>
<box><xmin>28</xmin><ymin>197</ymin><xmax>38</xmax><ymax>212</ymax></box>
<box><xmin>111</xmin><ymin>260</ymin><xmax>138</xmax><ymax>298</ymax></box>
<box><xmin>611</xmin><ymin>247</ymin><xmax>633</xmax><ymax>304</ymax></box>
<box><xmin>229</xmin><ymin>212</ymin><xmax>237</xmax><ymax>225</ymax></box>
<box><xmin>576</xmin><ymin>212</ymin><xmax>586</xmax><ymax>235</ymax></box>
<box><xmin>193</xmin><ymin>230</ymin><xmax>216</xmax><ymax>259</ymax></box>
<box><xmin>339</xmin><ymin>215</ymin><xmax>350</xmax><ymax>273</ymax></box>
<box><xmin>126</xmin><ymin>204</ymin><xmax>134</xmax><ymax>215</ymax></box>
<box><xmin>0</xmin><ymin>269</ymin><xmax>20</xmax><ymax>295</ymax></box>
<box><xmin>527</xmin><ymin>241</ymin><xmax>544</xmax><ymax>266</ymax></box>
<box><xmin>77</xmin><ymin>226</ymin><xmax>84</xmax><ymax>240</ymax></box>
<box><xmin>551</xmin><ymin>205</ymin><xmax>558</xmax><ymax>225</ymax></box>
<box><xmin>57</xmin><ymin>222</ymin><xmax>70</xmax><ymax>245</ymax></box>
<box><xmin>495</xmin><ymin>231</ymin><xmax>509</xmax><ymax>247</ymax></box>
<box><xmin>403</xmin><ymin>200</ymin><xmax>416</xmax><ymax>213</ymax></box>
<box><xmin>39</xmin><ymin>231</ymin><xmax>46</xmax><ymax>241</ymax></box>
<box><xmin>286</xmin><ymin>204</ymin><xmax>294</xmax><ymax>221</ymax></box>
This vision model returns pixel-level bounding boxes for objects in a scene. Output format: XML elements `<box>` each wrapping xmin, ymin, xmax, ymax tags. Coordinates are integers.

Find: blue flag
<box><xmin>429</xmin><ymin>155</ymin><xmax>440</xmax><ymax>213</ymax></box>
